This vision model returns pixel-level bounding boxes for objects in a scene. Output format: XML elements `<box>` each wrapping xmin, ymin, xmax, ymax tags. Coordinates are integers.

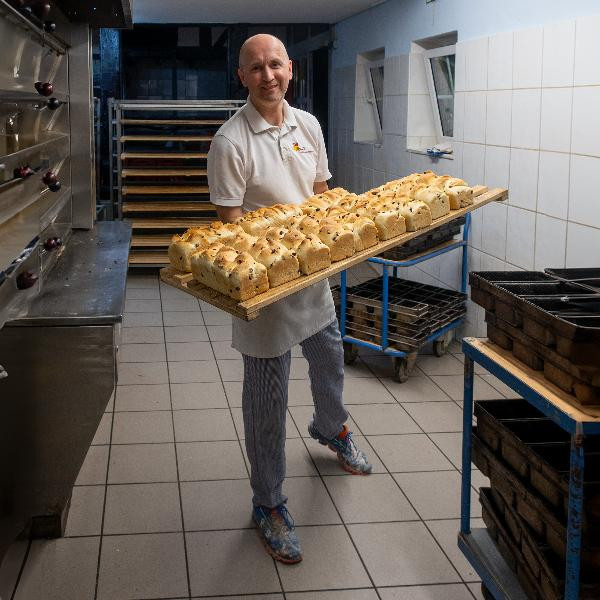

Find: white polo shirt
<box><xmin>207</xmin><ymin>99</ymin><xmax>337</xmax><ymax>358</ymax></box>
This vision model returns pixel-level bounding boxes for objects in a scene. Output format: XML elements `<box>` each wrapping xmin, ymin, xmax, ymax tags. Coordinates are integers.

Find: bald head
<box><xmin>239</xmin><ymin>34</ymin><xmax>289</xmax><ymax>68</ymax></box>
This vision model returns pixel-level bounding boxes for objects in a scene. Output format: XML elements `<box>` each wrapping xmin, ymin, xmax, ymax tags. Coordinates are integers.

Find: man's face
<box><xmin>238</xmin><ymin>38</ymin><xmax>292</xmax><ymax>106</ymax></box>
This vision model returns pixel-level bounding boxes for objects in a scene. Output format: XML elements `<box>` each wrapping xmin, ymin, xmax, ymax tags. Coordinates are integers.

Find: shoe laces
<box><xmin>271</xmin><ymin>504</ymin><xmax>295</xmax><ymax>530</ymax></box>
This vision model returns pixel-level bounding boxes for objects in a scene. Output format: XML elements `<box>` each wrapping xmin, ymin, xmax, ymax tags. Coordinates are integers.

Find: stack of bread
<box><xmin>168</xmin><ymin>171</ymin><xmax>475</xmax><ymax>301</ymax></box>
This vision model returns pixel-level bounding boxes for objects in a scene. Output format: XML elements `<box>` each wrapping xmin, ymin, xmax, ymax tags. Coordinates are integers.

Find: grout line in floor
<box><xmin>8</xmin><ymin>539</ymin><xmax>32</xmax><ymax>600</ymax></box>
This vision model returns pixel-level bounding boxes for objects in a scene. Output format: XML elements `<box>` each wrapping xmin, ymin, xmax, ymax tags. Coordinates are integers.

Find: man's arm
<box><xmin>216</xmin><ymin>205</ymin><xmax>244</xmax><ymax>223</ymax></box>
<box><xmin>313</xmin><ymin>181</ymin><xmax>328</xmax><ymax>194</ymax></box>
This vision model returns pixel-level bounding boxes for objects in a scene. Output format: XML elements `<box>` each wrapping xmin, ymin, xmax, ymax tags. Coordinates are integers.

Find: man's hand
<box><xmin>313</xmin><ymin>181</ymin><xmax>328</xmax><ymax>194</ymax></box>
<box><xmin>215</xmin><ymin>205</ymin><xmax>244</xmax><ymax>223</ymax></box>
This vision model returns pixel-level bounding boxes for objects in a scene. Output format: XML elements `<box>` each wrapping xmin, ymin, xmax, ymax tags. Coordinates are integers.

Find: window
<box><xmin>354</xmin><ymin>49</ymin><xmax>385</xmax><ymax>145</ymax></box>
<box><xmin>365</xmin><ymin>59</ymin><xmax>384</xmax><ymax>137</ymax></box>
<box><xmin>423</xmin><ymin>45</ymin><xmax>455</xmax><ymax>139</ymax></box>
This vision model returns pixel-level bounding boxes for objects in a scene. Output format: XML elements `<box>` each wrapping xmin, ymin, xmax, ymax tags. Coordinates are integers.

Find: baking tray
<box><xmin>545</xmin><ymin>268</ymin><xmax>600</xmax><ymax>293</ymax></box>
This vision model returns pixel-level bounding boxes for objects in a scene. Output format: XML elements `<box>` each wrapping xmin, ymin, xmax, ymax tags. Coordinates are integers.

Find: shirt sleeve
<box><xmin>207</xmin><ymin>135</ymin><xmax>245</xmax><ymax>207</ymax></box>
<box><xmin>314</xmin><ymin>123</ymin><xmax>332</xmax><ymax>183</ymax></box>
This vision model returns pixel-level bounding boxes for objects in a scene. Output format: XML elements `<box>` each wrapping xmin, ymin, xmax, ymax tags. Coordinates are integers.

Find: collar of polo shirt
<box><xmin>244</xmin><ymin>98</ymin><xmax>298</xmax><ymax>134</ymax></box>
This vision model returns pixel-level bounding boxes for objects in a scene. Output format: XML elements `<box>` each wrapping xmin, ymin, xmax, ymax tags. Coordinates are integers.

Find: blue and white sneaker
<box><xmin>253</xmin><ymin>504</ymin><xmax>302</xmax><ymax>564</ymax></box>
<box><xmin>308</xmin><ymin>421</ymin><xmax>373</xmax><ymax>475</ymax></box>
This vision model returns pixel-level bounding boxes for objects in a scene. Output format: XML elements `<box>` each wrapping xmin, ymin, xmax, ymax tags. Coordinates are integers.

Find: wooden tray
<box><xmin>160</xmin><ymin>186</ymin><xmax>507</xmax><ymax>321</ymax></box>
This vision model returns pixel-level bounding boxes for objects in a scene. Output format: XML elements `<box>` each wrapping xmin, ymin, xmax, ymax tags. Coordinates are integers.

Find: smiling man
<box><xmin>207</xmin><ymin>34</ymin><xmax>372</xmax><ymax>564</ymax></box>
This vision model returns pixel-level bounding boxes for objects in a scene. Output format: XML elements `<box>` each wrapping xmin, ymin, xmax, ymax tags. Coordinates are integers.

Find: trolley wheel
<box><xmin>393</xmin><ymin>357</ymin><xmax>409</xmax><ymax>383</ymax></box>
<box><xmin>433</xmin><ymin>338</ymin><xmax>448</xmax><ymax>357</ymax></box>
<box><xmin>481</xmin><ymin>584</ymin><xmax>495</xmax><ymax>600</ymax></box>
<box><xmin>343</xmin><ymin>342</ymin><xmax>359</xmax><ymax>365</ymax></box>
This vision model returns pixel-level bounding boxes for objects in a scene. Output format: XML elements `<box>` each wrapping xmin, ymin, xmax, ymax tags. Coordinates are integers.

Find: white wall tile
<box><xmin>574</xmin><ymin>15</ymin><xmax>600</xmax><ymax>86</ymax></box>
<box><xmin>463</xmin><ymin>91</ymin><xmax>487</xmax><ymax>144</ymax></box>
<box><xmin>484</xmin><ymin>146</ymin><xmax>510</xmax><ymax>189</ymax></box>
<box><xmin>537</xmin><ymin>151</ymin><xmax>570</xmax><ymax>220</ymax></box>
<box><xmin>384</xmin><ymin>54</ymin><xmax>409</xmax><ymax>95</ymax></box>
<box><xmin>571</xmin><ymin>86</ymin><xmax>600</xmax><ymax>157</ymax></box>
<box><xmin>485</xmin><ymin>90</ymin><xmax>512</xmax><ymax>147</ymax></box>
<box><xmin>540</xmin><ymin>88</ymin><xmax>572</xmax><ymax>153</ymax></box>
<box><xmin>373</xmin><ymin>170</ymin><xmax>387</xmax><ymax>187</ymax></box>
<box><xmin>569</xmin><ymin>154</ymin><xmax>600</xmax><ymax>228</ymax></box>
<box><xmin>469</xmin><ymin>208</ymin><xmax>483</xmax><ymax>251</ymax></box>
<box><xmin>453</xmin><ymin>92</ymin><xmax>465</xmax><ymax>142</ymax></box>
<box><xmin>487</xmin><ymin>31</ymin><xmax>513</xmax><ymax>90</ymax></box>
<box><xmin>462</xmin><ymin>143</ymin><xmax>485</xmax><ymax>186</ymax></box>
<box><xmin>383</xmin><ymin>94</ymin><xmax>408</xmax><ymax>136</ymax></box>
<box><xmin>566</xmin><ymin>222</ymin><xmax>600</xmax><ymax>267</ymax></box>
<box><xmin>409</xmin><ymin>52</ymin><xmax>429</xmax><ymax>94</ymax></box>
<box><xmin>454</xmin><ymin>42</ymin><xmax>466</xmax><ymax>93</ymax></box>
<box><xmin>542</xmin><ymin>19</ymin><xmax>575</xmax><ymax>87</ymax></box>
<box><xmin>481</xmin><ymin>201</ymin><xmax>508</xmax><ymax>259</ymax></box>
<box><xmin>407</xmin><ymin>94</ymin><xmax>436</xmax><ymax>138</ymax></box>
<box><xmin>509</xmin><ymin>149</ymin><xmax>539</xmax><ymax>211</ymax></box>
<box><xmin>446</xmin><ymin>142</ymin><xmax>463</xmax><ymax>178</ymax></box>
<box><xmin>480</xmin><ymin>252</ymin><xmax>507</xmax><ymax>272</ymax></box>
<box><xmin>384</xmin><ymin>134</ymin><xmax>408</xmax><ymax>175</ymax></box>
<box><xmin>513</xmin><ymin>27</ymin><xmax>543</xmax><ymax>88</ymax></box>
<box><xmin>464</xmin><ymin>37</ymin><xmax>489</xmax><ymax>91</ymax></box>
<box><xmin>511</xmin><ymin>89</ymin><xmax>541</xmax><ymax>150</ymax></box>
<box><xmin>534</xmin><ymin>214</ymin><xmax>567</xmax><ymax>270</ymax></box>
<box><xmin>505</xmin><ymin>206</ymin><xmax>536</xmax><ymax>269</ymax></box>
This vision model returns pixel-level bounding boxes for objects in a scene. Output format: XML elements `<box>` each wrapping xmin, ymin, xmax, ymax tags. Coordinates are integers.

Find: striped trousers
<box><xmin>242</xmin><ymin>321</ymin><xmax>348</xmax><ymax>508</ymax></box>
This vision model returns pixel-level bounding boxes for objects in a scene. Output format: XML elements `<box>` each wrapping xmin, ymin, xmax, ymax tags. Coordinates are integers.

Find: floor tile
<box><xmin>97</xmin><ymin>533</ymin><xmax>188</xmax><ymax>600</ymax></box>
<box><xmin>233</xmin><ymin>407</ymin><xmax>300</xmax><ymax>439</ymax></box>
<box><xmin>103</xmin><ymin>482</ymin><xmax>181</xmax><ymax>534</ymax></box>
<box><xmin>176</xmin><ymin>441</ymin><xmax>247</xmax><ymax>480</ymax></box>
<box><xmin>479</xmin><ymin>373</ymin><xmax>522</xmax><ymax>399</ymax></box>
<box><xmin>381</xmin><ymin>376</ymin><xmax>452</xmax><ymax>403</ymax></box>
<box><xmin>181</xmin><ymin>479</ymin><xmax>253</xmax><ymax>530</ymax></box>
<box><xmin>290</xmin><ymin>357</ymin><xmax>310</xmax><ymax>379</ymax></box>
<box><xmin>199</xmin><ymin>596</ymin><xmax>283</xmax><ymax>600</ymax></box>
<box><xmin>126</xmin><ymin>287</ymin><xmax>160</xmax><ymax>300</ymax></box>
<box><xmin>168</xmin><ymin>359</ymin><xmax>220</xmax><ymax>383</ymax></box>
<box><xmin>283</xmin><ymin>437</ymin><xmax>318</xmax><ymax>476</ymax></box>
<box><xmin>91</xmin><ymin>413</ymin><xmax>112</xmax><ymax>445</ymax></box>
<box><xmin>199</xmin><ymin>300</ymin><xmax>219</xmax><ymax>311</ymax></box>
<box><xmin>361</xmin><ymin>355</ymin><xmax>420</xmax><ymax>379</ymax></box>
<box><xmin>117</xmin><ymin>343</ymin><xmax>167</xmax><ymax>363</ymax></box>
<box><xmin>121</xmin><ymin>325</ymin><xmax>164</xmax><ymax>344</ymax></box>
<box><xmin>217</xmin><ymin>358</ymin><xmax>244</xmax><ymax>381</ymax></box>
<box><xmin>14</xmin><ymin>537</ymin><xmax>100</xmax><ymax>600</ymax></box>
<box><xmin>417</xmin><ymin>354</ymin><xmax>464</xmax><ymax>376</ymax></box>
<box><xmin>277</xmin><ymin>525</ymin><xmax>371</xmax><ymax>592</ymax></box>
<box><xmin>291</xmin><ymin>344</ymin><xmax>304</xmax><ymax>357</ymax></box>
<box><xmin>367</xmin><ymin>434</ymin><xmax>455</xmax><ymax>472</ymax></box>
<box><xmin>165</xmin><ymin>325</ymin><xmax>209</xmax><ymax>342</ymax></box>
<box><xmin>64</xmin><ymin>486</ymin><xmax>105</xmax><ymax>537</ymax></box>
<box><xmin>104</xmin><ymin>390</ymin><xmax>114</xmax><ymax>412</ymax></box>
<box><xmin>75</xmin><ymin>445</ymin><xmax>109</xmax><ymax>485</ymax></box>
<box><xmin>108</xmin><ymin>442</ymin><xmax>178</xmax><ymax>483</ymax></box>
<box><xmin>186</xmin><ymin>529</ymin><xmax>281</xmax><ymax>596</ymax></box>
<box><xmin>305</xmin><ymin>434</ymin><xmax>387</xmax><ymax>476</ymax></box>
<box><xmin>343</xmin><ymin>377</ymin><xmax>396</xmax><ymax>404</ymax></box>
<box><xmin>287</xmin><ymin>591</ymin><xmax>377</xmax><ymax>600</ymax></box>
<box><xmin>161</xmin><ymin>296</ymin><xmax>201</xmax><ymax>311</ymax></box>
<box><xmin>117</xmin><ymin>361</ymin><xmax>169</xmax><ymax>385</ymax></box>
<box><xmin>403</xmin><ymin>402</ymin><xmax>464</xmax><ymax>433</ymax></box>
<box><xmin>378</xmin><ymin>583</ymin><xmax>475</xmax><ymax>599</ymax></box>
<box><xmin>426</xmin><ymin>518</ymin><xmax>484</xmax><ymax>582</ymax></box>
<box><xmin>124</xmin><ymin>299</ymin><xmax>162</xmax><ymax>313</ymax></box>
<box><xmin>323</xmin><ymin>473</ymin><xmax>418</xmax><ymax>523</ymax></box>
<box><xmin>115</xmin><ymin>384</ymin><xmax>171</xmax><ymax>411</ymax></box>
<box><xmin>428</xmin><ymin>432</ymin><xmax>463</xmax><ymax>469</ymax></box>
<box><xmin>348</xmin><ymin>404</ymin><xmax>420</xmax><ymax>435</ymax></box>
<box><xmin>123</xmin><ymin>312</ymin><xmax>163</xmax><ymax>327</ymax></box>
<box><xmin>202</xmin><ymin>310</ymin><xmax>233</xmax><ymax>325</ymax></box>
<box><xmin>343</xmin><ymin>358</ymin><xmax>377</xmax><ymax>378</ymax></box>
<box><xmin>288</xmin><ymin>405</ymin><xmax>358</xmax><ymax>439</ymax></box>
<box><xmin>288</xmin><ymin>379</ymin><xmax>314</xmax><ymax>406</ymax></box>
<box><xmin>211</xmin><ymin>340</ymin><xmax>241</xmax><ymax>359</ymax></box>
<box><xmin>173</xmin><ymin>408</ymin><xmax>237</xmax><ymax>441</ymax></box>
<box><xmin>171</xmin><ymin>381</ymin><xmax>228</xmax><ymax>409</ymax></box>
<box><xmin>348</xmin><ymin>521</ymin><xmax>460</xmax><ymax>586</ymax></box>
<box><xmin>223</xmin><ymin>380</ymin><xmax>243</xmax><ymax>406</ymax></box>
<box><xmin>393</xmin><ymin>472</ymin><xmax>480</xmax><ymax>520</ymax></box>
<box><xmin>430</xmin><ymin>375</ymin><xmax>503</xmax><ymax>402</ymax></box>
<box><xmin>112</xmin><ymin>411</ymin><xmax>174</xmax><ymax>444</ymax></box>
<box><xmin>166</xmin><ymin>341</ymin><xmax>213</xmax><ymax>362</ymax></box>
<box><xmin>127</xmin><ymin>273</ymin><xmax>158</xmax><ymax>287</ymax></box>
<box><xmin>468</xmin><ymin>582</ymin><xmax>486</xmax><ymax>599</ymax></box>
<box><xmin>0</xmin><ymin>540</ymin><xmax>27</xmax><ymax>600</ymax></box>
<box><xmin>281</xmin><ymin>477</ymin><xmax>341</xmax><ymax>525</ymax></box>
<box><xmin>207</xmin><ymin>324</ymin><xmax>232</xmax><ymax>341</ymax></box>
<box><xmin>163</xmin><ymin>311</ymin><xmax>205</xmax><ymax>326</ymax></box>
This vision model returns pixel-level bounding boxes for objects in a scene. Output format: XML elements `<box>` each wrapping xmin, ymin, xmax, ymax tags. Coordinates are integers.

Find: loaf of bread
<box><xmin>296</xmin><ymin>233</ymin><xmax>332</xmax><ymax>274</ymax></box>
<box><xmin>317</xmin><ymin>219</ymin><xmax>356</xmax><ymax>261</ymax></box>
<box><xmin>247</xmin><ymin>237</ymin><xmax>301</xmax><ymax>287</ymax></box>
<box><xmin>413</xmin><ymin>186</ymin><xmax>450</xmax><ymax>219</ymax></box>
<box><xmin>339</xmin><ymin>215</ymin><xmax>379</xmax><ymax>251</ymax></box>
<box><xmin>399</xmin><ymin>200</ymin><xmax>432</xmax><ymax>231</ymax></box>
<box><xmin>229</xmin><ymin>232</ymin><xmax>259</xmax><ymax>253</ymax></box>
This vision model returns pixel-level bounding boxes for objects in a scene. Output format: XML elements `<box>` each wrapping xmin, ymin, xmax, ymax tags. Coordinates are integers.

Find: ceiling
<box><xmin>133</xmin><ymin>0</ymin><xmax>386</xmax><ymax>24</ymax></box>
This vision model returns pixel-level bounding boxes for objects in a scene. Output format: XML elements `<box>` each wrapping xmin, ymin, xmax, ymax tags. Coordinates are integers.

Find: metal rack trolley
<box><xmin>459</xmin><ymin>337</ymin><xmax>600</xmax><ymax>600</ymax></box>
<box><xmin>340</xmin><ymin>211</ymin><xmax>471</xmax><ymax>382</ymax></box>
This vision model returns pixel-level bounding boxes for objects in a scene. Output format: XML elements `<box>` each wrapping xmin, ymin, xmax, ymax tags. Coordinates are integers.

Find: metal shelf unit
<box><xmin>109</xmin><ymin>99</ymin><xmax>245</xmax><ymax>266</ymax></box>
<box><xmin>459</xmin><ymin>337</ymin><xmax>600</xmax><ymax>600</ymax></box>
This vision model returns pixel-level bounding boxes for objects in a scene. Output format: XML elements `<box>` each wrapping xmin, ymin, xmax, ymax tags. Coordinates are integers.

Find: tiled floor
<box><xmin>0</xmin><ymin>267</ymin><xmax>515</xmax><ymax>600</ymax></box>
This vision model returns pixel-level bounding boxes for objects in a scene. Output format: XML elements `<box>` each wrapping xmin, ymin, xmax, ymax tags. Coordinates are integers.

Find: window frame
<box><xmin>363</xmin><ymin>58</ymin><xmax>384</xmax><ymax>144</ymax></box>
<box><xmin>422</xmin><ymin>44</ymin><xmax>456</xmax><ymax>142</ymax></box>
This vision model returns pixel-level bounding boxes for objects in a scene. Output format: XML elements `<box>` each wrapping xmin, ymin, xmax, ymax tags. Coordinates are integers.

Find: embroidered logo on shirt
<box><xmin>292</xmin><ymin>142</ymin><xmax>312</xmax><ymax>153</ymax></box>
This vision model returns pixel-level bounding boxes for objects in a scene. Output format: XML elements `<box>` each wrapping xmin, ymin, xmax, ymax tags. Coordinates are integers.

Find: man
<box><xmin>207</xmin><ymin>34</ymin><xmax>372</xmax><ymax>564</ymax></box>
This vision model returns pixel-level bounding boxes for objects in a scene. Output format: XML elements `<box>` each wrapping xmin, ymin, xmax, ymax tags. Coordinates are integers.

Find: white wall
<box><xmin>329</xmin><ymin>1</ymin><xmax>600</xmax><ymax>337</ymax></box>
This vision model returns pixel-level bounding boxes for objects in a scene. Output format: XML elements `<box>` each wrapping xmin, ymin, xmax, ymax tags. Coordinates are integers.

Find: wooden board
<box><xmin>120</xmin><ymin>135</ymin><xmax>213</xmax><ymax>142</ymax></box>
<box><xmin>123</xmin><ymin>201</ymin><xmax>215</xmax><ymax>213</ymax></box>
<box><xmin>131</xmin><ymin>234</ymin><xmax>173</xmax><ymax>247</ymax></box>
<box><xmin>127</xmin><ymin>218</ymin><xmax>214</xmax><ymax>229</ymax></box>
<box><xmin>122</xmin><ymin>152</ymin><xmax>208</xmax><ymax>160</ymax></box>
<box><xmin>122</xmin><ymin>185</ymin><xmax>210</xmax><ymax>195</ymax></box>
<box><xmin>161</xmin><ymin>186</ymin><xmax>507</xmax><ymax>320</ymax></box>
<box><xmin>122</xmin><ymin>169</ymin><xmax>207</xmax><ymax>177</ymax></box>
<box><xmin>121</xmin><ymin>119</ymin><xmax>225</xmax><ymax>125</ymax></box>
<box><xmin>465</xmin><ymin>338</ymin><xmax>600</xmax><ymax>420</ymax></box>
<box><xmin>129</xmin><ymin>251</ymin><xmax>169</xmax><ymax>265</ymax></box>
